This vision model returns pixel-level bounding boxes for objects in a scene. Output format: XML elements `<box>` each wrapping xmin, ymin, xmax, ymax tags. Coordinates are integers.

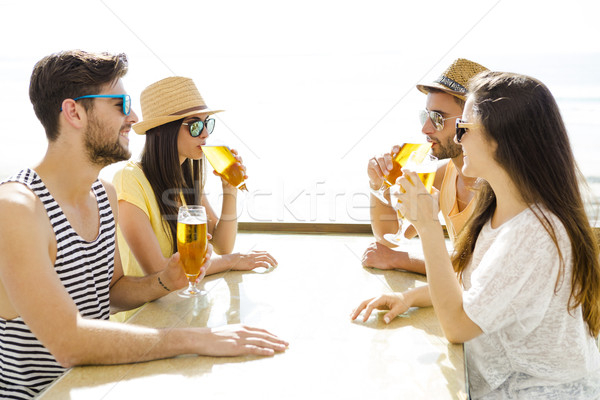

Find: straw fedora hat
<box><xmin>416</xmin><ymin>58</ymin><xmax>488</xmax><ymax>100</ymax></box>
<box><xmin>133</xmin><ymin>76</ymin><xmax>224</xmax><ymax>135</ymax></box>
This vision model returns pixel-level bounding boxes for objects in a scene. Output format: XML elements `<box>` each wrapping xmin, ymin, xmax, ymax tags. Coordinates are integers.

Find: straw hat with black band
<box><xmin>133</xmin><ymin>76</ymin><xmax>224</xmax><ymax>135</ymax></box>
<box><xmin>416</xmin><ymin>58</ymin><xmax>488</xmax><ymax>101</ymax></box>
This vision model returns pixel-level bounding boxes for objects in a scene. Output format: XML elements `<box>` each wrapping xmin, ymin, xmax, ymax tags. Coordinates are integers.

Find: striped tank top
<box><xmin>0</xmin><ymin>169</ymin><xmax>115</xmax><ymax>399</ymax></box>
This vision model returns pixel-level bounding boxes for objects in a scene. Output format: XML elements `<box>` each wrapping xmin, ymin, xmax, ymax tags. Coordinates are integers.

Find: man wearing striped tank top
<box><xmin>0</xmin><ymin>50</ymin><xmax>288</xmax><ymax>399</ymax></box>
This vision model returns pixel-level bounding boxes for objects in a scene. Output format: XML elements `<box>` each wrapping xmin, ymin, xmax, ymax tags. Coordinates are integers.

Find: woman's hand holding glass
<box><xmin>368</xmin><ymin>143</ymin><xmax>433</xmax><ymax>204</ymax></box>
<box><xmin>202</xmin><ymin>143</ymin><xmax>249</xmax><ymax>191</ymax></box>
<box><xmin>393</xmin><ymin>168</ymin><xmax>441</xmax><ymax>234</ymax></box>
<box><xmin>212</xmin><ymin>148</ymin><xmax>248</xmax><ymax>190</ymax></box>
<box><xmin>383</xmin><ymin>152</ymin><xmax>438</xmax><ymax>246</ymax></box>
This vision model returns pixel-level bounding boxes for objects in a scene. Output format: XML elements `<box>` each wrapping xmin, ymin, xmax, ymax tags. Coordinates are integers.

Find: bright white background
<box><xmin>1</xmin><ymin>0</ymin><xmax>599</xmax><ymax>223</ymax></box>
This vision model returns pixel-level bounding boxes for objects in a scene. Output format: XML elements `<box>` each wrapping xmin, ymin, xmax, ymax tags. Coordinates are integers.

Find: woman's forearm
<box><xmin>404</xmin><ymin>285</ymin><xmax>432</xmax><ymax>308</ymax></box>
<box><xmin>211</xmin><ymin>187</ymin><xmax>238</xmax><ymax>254</ymax></box>
<box><xmin>418</xmin><ymin>221</ymin><xmax>473</xmax><ymax>342</ymax></box>
<box><xmin>205</xmin><ymin>254</ymin><xmax>237</xmax><ymax>275</ymax></box>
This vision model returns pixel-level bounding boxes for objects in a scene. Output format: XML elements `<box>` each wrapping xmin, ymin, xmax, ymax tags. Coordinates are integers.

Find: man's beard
<box><xmin>431</xmin><ymin>137</ymin><xmax>463</xmax><ymax>160</ymax></box>
<box><xmin>84</xmin><ymin>113</ymin><xmax>131</xmax><ymax>167</ymax></box>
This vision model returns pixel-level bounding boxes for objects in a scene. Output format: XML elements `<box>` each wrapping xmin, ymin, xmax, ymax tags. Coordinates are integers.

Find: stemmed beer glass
<box><xmin>383</xmin><ymin>151</ymin><xmax>438</xmax><ymax>246</ymax></box>
<box><xmin>202</xmin><ymin>142</ymin><xmax>248</xmax><ymax>191</ymax></box>
<box><xmin>177</xmin><ymin>205</ymin><xmax>208</xmax><ymax>298</ymax></box>
<box><xmin>370</xmin><ymin>143</ymin><xmax>432</xmax><ymax>204</ymax></box>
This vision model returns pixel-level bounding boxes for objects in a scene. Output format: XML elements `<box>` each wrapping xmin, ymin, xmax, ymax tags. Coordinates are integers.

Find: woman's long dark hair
<box><xmin>452</xmin><ymin>71</ymin><xmax>600</xmax><ymax>337</ymax></box>
<box><xmin>140</xmin><ymin>119</ymin><xmax>204</xmax><ymax>252</ymax></box>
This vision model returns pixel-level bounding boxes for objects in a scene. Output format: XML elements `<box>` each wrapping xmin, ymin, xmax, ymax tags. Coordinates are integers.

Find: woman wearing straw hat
<box><xmin>353</xmin><ymin>71</ymin><xmax>600</xmax><ymax>398</ymax></box>
<box><xmin>112</xmin><ymin>77</ymin><xmax>277</xmax><ymax>321</ymax></box>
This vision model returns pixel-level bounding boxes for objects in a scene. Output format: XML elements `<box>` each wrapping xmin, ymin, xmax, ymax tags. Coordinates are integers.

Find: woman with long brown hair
<box><xmin>352</xmin><ymin>71</ymin><xmax>600</xmax><ymax>398</ymax></box>
<box><xmin>112</xmin><ymin>77</ymin><xmax>277</xmax><ymax>321</ymax></box>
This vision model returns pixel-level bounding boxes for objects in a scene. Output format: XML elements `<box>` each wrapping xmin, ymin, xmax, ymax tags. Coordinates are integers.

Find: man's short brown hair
<box><xmin>427</xmin><ymin>87</ymin><xmax>465</xmax><ymax>109</ymax></box>
<box><xmin>29</xmin><ymin>50</ymin><xmax>128</xmax><ymax>141</ymax></box>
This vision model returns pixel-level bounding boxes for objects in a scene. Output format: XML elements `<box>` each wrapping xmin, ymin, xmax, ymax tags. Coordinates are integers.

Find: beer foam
<box><xmin>179</xmin><ymin>215</ymin><xmax>206</xmax><ymax>225</ymax></box>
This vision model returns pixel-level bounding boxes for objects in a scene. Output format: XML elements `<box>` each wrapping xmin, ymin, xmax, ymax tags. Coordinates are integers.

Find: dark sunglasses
<box><xmin>71</xmin><ymin>94</ymin><xmax>131</xmax><ymax>115</ymax></box>
<box><xmin>455</xmin><ymin>119</ymin><xmax>479</xmax><ymax>143</ymax></box>
<box><xmin>182</xmin><ymin>118</ymin><xmax>216</xmax><ymax>137</ymax></box>
<box><xmin>419</xmin><ymin>109</ymin><xmax>461</xmax><ymax>131</ymax></box>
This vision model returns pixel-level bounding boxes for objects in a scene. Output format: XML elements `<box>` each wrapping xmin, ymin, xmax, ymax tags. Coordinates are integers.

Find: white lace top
<box><xmin>462</xmin><ymin>206</ymin><xmax>600</xmax><ymax>399</ymax></box>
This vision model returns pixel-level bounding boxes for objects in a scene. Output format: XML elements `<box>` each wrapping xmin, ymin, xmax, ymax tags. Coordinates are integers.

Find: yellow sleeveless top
<box><xmin>439</xmin><ymin>161</ymin><xmax>476</xmax><ymax>244</ymax></box>
<box><xmin>110</xmin><ymin>161</ymin><xmax>174</xmax><ymax>322</ymax></box>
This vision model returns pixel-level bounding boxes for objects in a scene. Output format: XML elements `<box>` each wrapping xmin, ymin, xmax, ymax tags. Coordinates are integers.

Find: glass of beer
<box><xmin>177</xmin><ymin>205</ymin><xmax>208</xmax><ymax>298</ymax></box>
<box><xmin>383</xmin><ymin>151</ymin><xmax>437</xmax><ymax>246</ymax></box>
<box><xmin>201</xmin><ymin>145</ymin><xmax>248</xmax><ymax>191</ymax></box>
<box><xmin>370</xmin><ymin>142</ymin><xmax>432</xmax><ymax>204</ymax></box>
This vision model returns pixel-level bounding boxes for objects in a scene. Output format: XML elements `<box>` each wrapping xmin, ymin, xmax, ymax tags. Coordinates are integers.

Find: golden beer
<box><xmin>417</xmin><ymin>171</ymin><xmax>436</xmax><ymax>193</ymax></box>
<box><xmin>397</xmin><ymin>147</ymin><xmax>436</xmax><ymax>202</ymax></box>
<box><xmin>201</xmin><ymin>145</ymin><xmax>248</xmax><ymax>191</ymax></box>
<box><xmin>384</xmin><ymin>142</ymin><xmax>433</xmax><ymax>187</ymax></box>
<box><xmin>395</xmin><ymin>171</ymin><xmax>437</xmax><ymax>219</ymax></box>
<box><xmin>177</xmin><ymin>220</ymin><xmax>208</xmax><ymax>281</ymax></box>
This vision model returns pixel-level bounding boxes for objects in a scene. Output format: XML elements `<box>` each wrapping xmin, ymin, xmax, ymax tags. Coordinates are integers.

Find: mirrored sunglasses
<box><xmin>419</xmin><ymin>109</ymin><xmax>461</xmax><ymax>131</ymax></box>
<box><xmin>71</xmin><ymin>94</ymin><xmax>131</xmax><ymax>115</ymax></box>
<box><xmin>182</xmin><ymin>118</ymin><xmax>216</xmax><ymax>137</ymax></box>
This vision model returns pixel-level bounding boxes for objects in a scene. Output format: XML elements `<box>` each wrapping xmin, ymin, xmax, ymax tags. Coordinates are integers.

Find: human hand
<box><xmin>394</xmin><ymin>169</ymin><xmax>440</xmax><ymax>231</ymax></box>
<box><xmin>162</xmin><ymin>237</ymin><xmax>213</xmax><ymax>289</ymax></box>
<box><xmin>229</xmin><ymin>250</ymin><xmax>278</xmax><ymax>271</ymax></box>
<box><xmin>367</xmin><ymin>144</ymin><xmax>400</xmax><ymax>190</ymax></box>
<box><xmin>198</xmin><ymin>324</ymin><xmax>288</xmax><ymax>357</ymax></box>
<box><xmin>361</xmin><ymin>242</ymin><xmax>408</xmax><ymax>270</ymax></box>
<box><xmin>194</xmin><ymin>242</ymin><xmax>213</xmax><ymax>283</ymax></box>
<box><xmin>160</xmin><ymin>253</ymin><xmax>190</xmax><ymax>291</ymax></box>
<box><xmin>350</xmin><ymin>293</ymin><xmax>411</xmax><ymax>324</ymax></box>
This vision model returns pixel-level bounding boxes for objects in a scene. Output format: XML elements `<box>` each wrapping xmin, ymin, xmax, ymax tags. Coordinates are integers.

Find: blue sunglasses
<box><xmin>69</xmin><ymin>94</ymin><xmax>131</xmax><ymax>115</ymax></box>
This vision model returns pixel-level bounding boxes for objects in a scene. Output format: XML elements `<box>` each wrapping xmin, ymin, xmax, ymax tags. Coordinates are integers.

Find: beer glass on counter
<box><xmin>383</xmin><ymin>151</ymin><xmax>437</xmax><ymax>246</ymax></box>
<box><xmin>370</xmin><ymin>142</ymin><xmax>432</xmax><ymax>204</ymax></box>
<box><xmin>177</xmin><ymin>205</ymin><xmax>208</xmax><ymax>298</ymax></box>
<box><xmin>202</xmin><ymin>144</ymin><xmax>248</xmax><ymax>191</ymax></box>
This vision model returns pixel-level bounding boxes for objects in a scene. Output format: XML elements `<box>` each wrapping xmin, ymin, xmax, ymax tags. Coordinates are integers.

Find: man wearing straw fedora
<box><xmin>364</xmin><ymin>58</ymin><xmax>488</xmax><ymax>273</ymax></box>
<box><xmin>0</xmin><ymin>50</ymin><xmax>287</xmax><ymax>399</ymax></box>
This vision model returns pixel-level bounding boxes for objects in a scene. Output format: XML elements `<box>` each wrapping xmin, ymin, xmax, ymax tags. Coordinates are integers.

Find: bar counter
<box><xmin>39</xmin><ymin>232</ymin><xmax>466</xmax><ymax>399</ymax></box>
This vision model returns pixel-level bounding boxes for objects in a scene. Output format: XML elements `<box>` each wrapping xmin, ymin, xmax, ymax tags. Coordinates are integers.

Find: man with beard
<box><xmin>364</xmin><ymin>58</ymin><xmax>488</xmax><ymax>274</ymax></box>
<box><xmin>0</xmin><ymin>50</ymin><xmax>287</xmax><ymax>399</ymax></box>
